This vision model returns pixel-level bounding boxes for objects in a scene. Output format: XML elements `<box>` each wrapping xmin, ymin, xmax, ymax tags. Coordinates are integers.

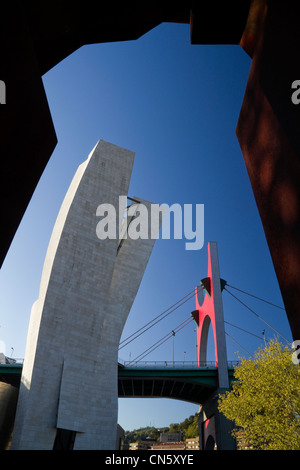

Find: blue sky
<box><xmin>0</xmin><ymin>23</ymin><xmax>293</xmax><ymax>431</ymax></box>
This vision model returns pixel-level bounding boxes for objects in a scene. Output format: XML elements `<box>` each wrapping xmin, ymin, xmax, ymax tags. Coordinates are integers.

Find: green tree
<box><xmin>169</xmin><ymin>422</ymin><xmax>181</xmax><ymax>433</ymax></box>
<box><xmin>218</xmin><ymin>339</ymin><xmax>300</xmax><ymax>450</ymax></box>
<box><xmin>184</xmin><ymin>414</ymin><xmax>199</xmax><ymax>438</ymax></box>
<box><xmin>169</xmin><ymin>414</ymin><xmax>199</xmax><ymax>439</ymax></box>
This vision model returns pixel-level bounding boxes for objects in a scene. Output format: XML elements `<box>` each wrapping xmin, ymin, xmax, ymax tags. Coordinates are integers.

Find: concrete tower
<box><xmin>12</xmin><ymin>140</ymin><xmax>160</xmax><ymax>449</ymax></box>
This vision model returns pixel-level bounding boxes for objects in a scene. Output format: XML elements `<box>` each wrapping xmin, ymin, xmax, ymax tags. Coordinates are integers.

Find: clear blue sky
<box><xmin>0</xmin><ymin>23</ymin><xmax>292</xmax><ymax>431</ymax></box>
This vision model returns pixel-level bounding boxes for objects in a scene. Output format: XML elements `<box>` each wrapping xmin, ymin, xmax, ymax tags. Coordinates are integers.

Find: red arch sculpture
<box><xmin>191</xmin><ymin>242</ymin><xmax>228</xmax><ymax>388</ymax></box>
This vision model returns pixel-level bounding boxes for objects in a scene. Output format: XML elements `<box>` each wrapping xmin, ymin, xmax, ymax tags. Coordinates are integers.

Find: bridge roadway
<box><xmin>0</xmin><ymin>361</ymin><xmax>236</xmax><ymax>404</ymax></box>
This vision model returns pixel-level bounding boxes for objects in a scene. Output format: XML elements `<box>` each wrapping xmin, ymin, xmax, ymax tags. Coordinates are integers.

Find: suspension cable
<box><xmin>224</xmin><ymin>320</ymin><xmax>265</xmax><ymax>341</ymax></box>
<box><xmin>224</xmin><ymin>287</ymin><xmax>291</xmax><ymax>345</ymax></box>
<box><xmin>226</xmin><ymin>283</ymin><xmax>285</xmax><ymax>311</ymax></box>
<box><xmin>225</xmin><ymin>331</ymin><xmax>252</xmax><ymax>356</ymax></box>
<box><xmin>130</xmin><ymin>319</ymin><xmax>194</xmax><ymax>364</ymax></box>
<box><xmin>128</xmin><ymin>316</ymin><xmax>194</xmax><ymax>364</ymax></box>
<box><xmin>119</xmin><ymin>286</ymin><xmax>203</xmax><ymax>350</ymax></box>
<box><xmin>121</xmin><ymin>280</ymin><xmax>288</xmax><ymax>363</ymax></box>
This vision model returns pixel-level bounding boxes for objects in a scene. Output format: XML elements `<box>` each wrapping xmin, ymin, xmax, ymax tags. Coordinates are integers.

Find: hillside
<box><xmin>125</xmin><ymin>413</ymin><xmax>199</xmax><ymax>443</ymax></box>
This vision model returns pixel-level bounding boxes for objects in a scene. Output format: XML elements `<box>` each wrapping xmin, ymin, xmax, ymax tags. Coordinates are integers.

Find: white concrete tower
<box><xmin>12</xmin><ymin>140</ymin><xmax>160</xmax><ymax>449</ymax></box>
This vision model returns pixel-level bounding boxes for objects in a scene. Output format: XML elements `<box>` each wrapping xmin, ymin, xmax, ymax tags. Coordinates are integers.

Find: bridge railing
<box><xmin>119</xmin><ymin>360</ymin><xmax>239</xmax><ymax>369</ymax></box>
<box><xmin>0</xmin><ymin>357</ymin><xmax>24</xmax><ymax>365</ymax></box>
<box><xmin>1</xmin><ymin>358</ymin><xmax>239</xmax><ymax>369</ymax></box>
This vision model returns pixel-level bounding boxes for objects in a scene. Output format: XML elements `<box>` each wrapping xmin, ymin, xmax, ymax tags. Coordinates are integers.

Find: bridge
<box><xmin>118</xmin><ymin>361</ymin><xmax>236</xmax><ymax>404</ymax></box>
<box><xmin>0</xmin><ymin>361</ymin><xmax>236</xmax><ymax>405</ymax></box>
<box><xmin>1</xmin><ymin>0</ymin><xmax>300</xmax><ymax>449</ymax></box>
<box><xmin>0</xmin><ymin>242</ymin><xmax>288</xmax><ymax>450</ymax></box>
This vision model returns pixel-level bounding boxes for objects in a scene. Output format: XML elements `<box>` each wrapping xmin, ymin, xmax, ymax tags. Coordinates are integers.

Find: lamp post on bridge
<box><xmin>172</xmin><ymin>330</ymin><xmax>175</xmax><ymax>368</ymax></box>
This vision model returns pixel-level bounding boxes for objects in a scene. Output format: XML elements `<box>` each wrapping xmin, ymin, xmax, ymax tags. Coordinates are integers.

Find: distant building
<box><xmin>185</xmin><ymin>436</ymin><xmax>200</xmax><ymax>450</ymax></box>
<box><xmin>129</xmin><ymin>440</ymin><xmax>156</xmax><ymax>450</ymax></box>
<box><xmin>235</xmin><ymin>430</ymin><xmax>253</xmax><ymax>450</ymax></box>
<box><xmin>160</xmin><ymin>431</ymin><xmax>184</xmax><ymax>443</ymax></box>
<box><xmin>151</xmin><ymin>441</ymin><xmax>186</xmax><ymax>450</ymax></box>
<box><xmin>128</xmin><ymin>434</ymin><xmax>200</xmax><ymax>451</ymax></box>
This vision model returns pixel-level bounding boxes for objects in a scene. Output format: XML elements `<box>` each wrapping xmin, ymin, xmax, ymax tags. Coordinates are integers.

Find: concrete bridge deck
<box><xmin>0</xmin><ymin>361</ymin><xmax>236</xmax><ymax>404</ymax></box>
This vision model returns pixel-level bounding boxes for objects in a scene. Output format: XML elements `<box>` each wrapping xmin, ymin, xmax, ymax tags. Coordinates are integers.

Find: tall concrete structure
<box><xmin>11</xmin><ymin>140</ymin><xmax>161</xmax><ymax>450</ymax></box>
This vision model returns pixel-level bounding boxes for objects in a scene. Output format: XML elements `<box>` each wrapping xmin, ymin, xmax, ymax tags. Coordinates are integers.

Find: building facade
<box><xmin>160</xmin><ymin>431</ymin><xmax>184</xmax><ymax>443</ymax></box>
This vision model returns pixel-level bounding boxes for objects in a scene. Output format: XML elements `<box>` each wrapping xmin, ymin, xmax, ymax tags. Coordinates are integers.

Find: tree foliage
<box><xmin>125</xmin><ymin>426</ymin><xmax>168</xmax><ymax>443</ymax></box>
<box><xmin>125</xmin><ymin>413</ymin><xmax>199</xmax><ymax>443</ymax></box>
<box><xmin>218</xmin><ymin>339</ymin><xmax>300</xmax><ymax>450</ymax></box>
<box><xmin>184</xmin><ymin>415</ymin><xmax>199</xmax><ymax>438</ymax></box>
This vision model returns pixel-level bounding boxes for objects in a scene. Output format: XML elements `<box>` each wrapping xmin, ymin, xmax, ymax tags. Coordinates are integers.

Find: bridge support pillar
<box><xmin>198</xmin><ymin>390</ymin><xmax>236</xmax><ymax>450</ymax></box>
